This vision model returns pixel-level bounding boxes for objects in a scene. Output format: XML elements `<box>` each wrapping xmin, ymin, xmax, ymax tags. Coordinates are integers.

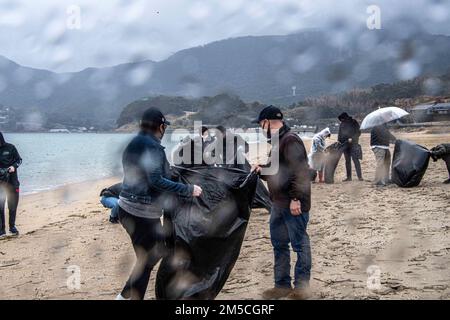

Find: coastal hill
<box><xmin>117</xmin><ymin>93</ymin><xmax>265</xmax><ymax>129</ymax></box>
<box><xmin>1</xmin><ymin>30</ymin><xmax>450</xmax><ymax>130</ymax></box>
<box><xmin>117</xmin><ymin>70</ymin><xmax>450</xmax><ymax>130</ymax></box>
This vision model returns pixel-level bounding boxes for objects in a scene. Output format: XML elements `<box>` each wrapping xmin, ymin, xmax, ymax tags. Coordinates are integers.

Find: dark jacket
<box><xmin>261</xmin><ymin>125</ymin><xmax>311</xmax><ymax>212</ymax></box>
<box><xmin>100</xmin><ymin>183</ymin><xmax>122</xmax><ymax>198</ymax></box>
<box><xmin>370</xmin><ymin>125</ymin><xmax>396</xmax><ymax>147</ymax></box>
<box><xmin>120</xmin><ymin>131</ymin><xmax>193</xmax><ymax>207</ymax></box>
<box><xmin>430</xmin><ymin>143</ymin><xmax>450</xmax><ymax>161</ymax></box>
<box><xmin>0</xmin><ymin>134</ymin><xmax>22</xmax><ymax>187</ymax></box>
<box><xmin>338</xmin><ymin>117</ymin><xmax>361</xmax><ymax>144</ymax></box>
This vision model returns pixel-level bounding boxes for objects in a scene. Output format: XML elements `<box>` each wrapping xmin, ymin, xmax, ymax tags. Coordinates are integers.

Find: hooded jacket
<box><xmin>0</xmin><ymin>133</ymin><xmax>22</xmax><ymax>187</ymax></box>
<box><xmin>260</xmin><ymin>125</ymin><xmax>311</xmax><ymax>212</ymax></box>
<box><xmin>309</xmin><ymin>128</ymin><xmax>331</xmax><ymax>171</ymax></box>
<box><xmin>311</xmin><ymin>128</ymin><xmax>331</xmax><ymax>154</ymax></box>
<box><xmin>338</xmin><ymin>113</ymin><xmax>361</xmax><ymax>144</ymax></box>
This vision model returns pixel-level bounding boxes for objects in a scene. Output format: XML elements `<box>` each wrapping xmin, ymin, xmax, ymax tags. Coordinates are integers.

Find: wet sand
<box><xmin>0</xmin><ymin>132</ymin><xmax>449</xmax><ymax>299</ymax></box>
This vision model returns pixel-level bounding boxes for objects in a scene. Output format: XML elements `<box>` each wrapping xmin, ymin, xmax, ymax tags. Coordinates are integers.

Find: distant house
<box><xmin>49</xmin><ymin>128</ymin><xmax>70</xmax><ymax>133</ymax></box>
<box><xmin>411</xmin><ymin>102</ymin><xmax>450</xmax><ymax>122</ymax></box>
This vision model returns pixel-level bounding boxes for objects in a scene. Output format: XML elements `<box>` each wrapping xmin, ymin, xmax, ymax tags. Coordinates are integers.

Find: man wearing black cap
<box><xmin>337</xmin><ymin>112</ymin><xmax>363</xmax><ymax>181</ymax></box>
<box><xmin>116</xmin><ymin>107</ymin><xmax>202</xmax><ymax>300</ymax></box>
<box><xmin>252</xmin><ymin>106</ymin><xmax>312</xmax><ymax>300</ymax></box>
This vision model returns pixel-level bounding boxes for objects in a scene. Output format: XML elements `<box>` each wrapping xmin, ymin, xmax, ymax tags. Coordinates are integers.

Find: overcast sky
<box><xmin>0</xmin><ymin>0</ymin><xmax>448</xmax><ymax>72</ymax></box>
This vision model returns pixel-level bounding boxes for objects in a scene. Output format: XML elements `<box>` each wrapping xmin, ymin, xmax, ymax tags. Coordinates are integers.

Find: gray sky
<box><xmin>0</xmin><ymin>0</ymin><xmax>448</xmax><ymax>72</ymax></box>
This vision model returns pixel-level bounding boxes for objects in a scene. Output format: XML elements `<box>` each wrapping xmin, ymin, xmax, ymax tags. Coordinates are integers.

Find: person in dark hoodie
<box><xmin>370</xmin><ymin>123</ymin><xmax>396</xmax><ymax>186</ymax></box>
<box><xmin>116</xmin><ymin>108</ymin><xmax>202</xmax><ymax>300</ymax></box>
<box><xmin>251</xmin><ymin>106</ymin><xmax>312</xmax><ymax>300</ymax></box>
<box><xmin>337</xmin><ymin>112</ymin><xmax>363</xmax><ymax>181</ymax></box>
<box><xmin>0</xmin><ymin>132</ymin><xmax>22</xmax><ymax>238</ymax></box>
<box><xmin>430</xmin><ymin>143</ymin><xmax>450</xmax><ymax>184</ymax></box>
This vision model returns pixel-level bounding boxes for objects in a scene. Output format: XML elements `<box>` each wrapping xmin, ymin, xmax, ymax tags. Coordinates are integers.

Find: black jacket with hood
<box><xmin>0</xmin><ymin>133</ymin><xmax>22</xmax><ymax>187</ymax></box>
<box><xmin>337</xmin><ymin>113</ymin><xmax>361</xmax><ymax>144</ymax></box>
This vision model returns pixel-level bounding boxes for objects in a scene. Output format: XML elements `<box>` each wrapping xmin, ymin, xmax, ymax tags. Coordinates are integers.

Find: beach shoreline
<box><xmin>0</xmin><ymin>132</ymin><xmax>449</xmax><ymax>300</ymax></box>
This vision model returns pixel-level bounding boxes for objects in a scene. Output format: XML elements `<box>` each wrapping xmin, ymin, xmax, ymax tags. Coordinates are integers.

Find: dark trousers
<box><xmin>118</xmin><ymin>207</ymin><xmax>166</xmax><ymax>300</ymax></box>
<box><xmin>270</xmin><ymin>206</ymin><xmax>311</xmax><ymax>289</ymax></box>
<box><xmin>0</xmin><ymin>183</ymin><xmax>19</xmax><ymax>232</ymax></box>
<box><xmin>343</xmin><ymin>144</ymin><xmax>362</xmax><ymax>179</ymax></box>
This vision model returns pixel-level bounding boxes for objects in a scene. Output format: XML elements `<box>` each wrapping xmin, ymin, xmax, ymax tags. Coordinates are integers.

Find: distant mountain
<box><xmin>2</xmin><ymin>29</ymin><xmax>450</xmax><ymax>129</ymax></box>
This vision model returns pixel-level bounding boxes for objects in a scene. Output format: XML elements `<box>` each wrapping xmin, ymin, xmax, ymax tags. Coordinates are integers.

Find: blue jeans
<box><xmin>270</xmin><ymin>206</ymin><xmax>311</xmax><ymax>289</ymax></box>
<box><xmin>101</xmin><ymin>196</ymin><xmax>119</xmax><ymax>218</ymax></box>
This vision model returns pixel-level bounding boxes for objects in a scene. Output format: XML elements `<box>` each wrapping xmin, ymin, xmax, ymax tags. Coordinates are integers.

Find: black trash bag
<box><xmin>242</xmin><ymin>161</ymin><xmax>271</xmax><ymax>211</ymax></box>
<box><xmin>391</xmin><ymin>140</ymin><xmax>430</xmax><ymax>188</ymax></box>
<box><xmin>155</xmin><ymin>166</ymin><xmax>258</xmax><ymax>300</ymax></box>
<box><xmin>324</xmin><ymin>142</ymin><xmax>346</xmax><ymax>184</ymax></box>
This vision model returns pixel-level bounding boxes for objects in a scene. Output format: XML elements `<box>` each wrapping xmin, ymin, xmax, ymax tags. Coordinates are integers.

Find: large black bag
<box><xmin>324</xmin><ymin>142</ymin><xmax>346</xmax><ymax>184</ymax></box>
<box><xmin>391</xmin><ymin>140</ymin><xmax>430</xmax><ymax>188</ymax></box>
<box><xmin>241</xmin><ymin>161</ymin><xmax>271</xmax><ymax>211</ymax></box>
<box><xmin>155</xmin><ymin>166</ymin><xmax>258</xmax><ymax>300</ymax></box>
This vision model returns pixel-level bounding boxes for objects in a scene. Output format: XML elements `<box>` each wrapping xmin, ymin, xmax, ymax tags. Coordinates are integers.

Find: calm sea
<box><xmin>4</xmin><ymin>131</ymin><xmax>310</xmax><ymax>194</ymax></box>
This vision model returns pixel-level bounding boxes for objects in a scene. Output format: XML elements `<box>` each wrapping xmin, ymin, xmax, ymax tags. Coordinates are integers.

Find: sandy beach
<box><xmin>0</xmin><ymin>132</ymin><xmax>449</xmax><ymax>300</ymax></box>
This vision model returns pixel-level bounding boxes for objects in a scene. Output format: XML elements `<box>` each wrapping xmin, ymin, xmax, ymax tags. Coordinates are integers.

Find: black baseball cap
<box><xmin>141</xmin><ymin>107</ymin><xmax>171</xmax><ymax>126</ymax></box>
<box><xmin>252</xmin><ymin>105</ymin><xmax>283</xmax><ymax>123</ymax></box>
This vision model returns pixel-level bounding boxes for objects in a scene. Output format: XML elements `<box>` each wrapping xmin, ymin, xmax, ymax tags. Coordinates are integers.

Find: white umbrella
<box><xmin>360</xmin><ymin>107</ymin><xmax>409</xmax><ymax>130</ymax></box>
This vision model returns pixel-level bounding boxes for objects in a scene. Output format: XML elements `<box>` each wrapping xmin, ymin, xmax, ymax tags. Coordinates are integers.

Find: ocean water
<box><xmin>4</xmin><ymin>131</ymin><xmax>309</xmax><ymax>194</ymax></box>
<box><xmin>5</xmin><ymin>133</ymin><xmax>134</xmax><ymax>194</ymax></box>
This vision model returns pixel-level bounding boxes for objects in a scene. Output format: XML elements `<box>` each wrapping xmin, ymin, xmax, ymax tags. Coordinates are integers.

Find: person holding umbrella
<box><xmin>370</xmin><ymin>124</ymin><xmax>396</xmax><ymax>186</ymax></box>
<box><xmin>361</xmin><ymin>107</ymin><xmax>408</xmax><ymax>187</ymax></box>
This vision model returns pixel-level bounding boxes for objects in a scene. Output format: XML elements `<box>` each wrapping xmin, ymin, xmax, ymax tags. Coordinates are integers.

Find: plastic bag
<box><xmin>324</xmin><ymin>142</ymin><xmax>346</xmax><ymax>184</ymax></box>
<box><xmin>391</xmin><ymin>140</ymin><xmax>430</xmax><ymax>188</ymax></box>
<box><xmin>155</xmin><ymin>166</ymin><xmax>258</xmax><ymax>300</ymax></box>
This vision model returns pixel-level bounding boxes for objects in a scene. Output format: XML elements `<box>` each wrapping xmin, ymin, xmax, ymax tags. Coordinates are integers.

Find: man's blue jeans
<box><xmin>101</xmin><ymin>196</ymin><xmax>119</xmax><ymax>218</ymax></box>
<box><xmin>270</xmin><ymin>206</ymin><xmax>311</xmax><ymax>289</ymax></box>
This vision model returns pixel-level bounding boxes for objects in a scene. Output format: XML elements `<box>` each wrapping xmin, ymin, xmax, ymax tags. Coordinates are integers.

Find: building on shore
<box><xmin>411</xmin><ymin>102</ymin><xmax>450</xmax><ymax>123</ymax></box>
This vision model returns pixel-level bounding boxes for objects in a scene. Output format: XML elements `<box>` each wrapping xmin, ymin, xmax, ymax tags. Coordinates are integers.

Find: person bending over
<box><xmin>99</xmin><ymin>183</ymin><xmax>122</xmax><ymax>224</ymax></box>
<box><xmin>309</xmin><ymin>128</ymin><xmax>331</xmax><ymax>183</ymax></box>
<box><xmin>370</xmin><ymin>124</ymin><xmax>396</xmax><ymax>186</ymax></box>
<box><xmin>430</xmin><ymin>143</ymin><xmax>450</xmax><ymax>184</ymax></box>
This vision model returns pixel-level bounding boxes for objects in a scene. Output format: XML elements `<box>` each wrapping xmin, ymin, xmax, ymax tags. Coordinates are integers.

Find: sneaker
<box><xmin>342</xmin><ymin>178</ymin><xmax>352</xmax><ymax>182</ymax></box>
<box><xmin>109</xmin><ymin>216</ymin><xmax>119</xmax><ymax>224</ymax></box>
<box><xmin>115</xmin><ymin>293</ymin><xmax>130</xmax><ymax>300</ymax></box>
<box><xmin>444</xmin><ymin>178</ymin><xmax>450</xmax><ymax>184</ymax></box>
<box><xmin>287</xmin><ymin>287</ymin><xmax>312</xmax><ymax>300</ymax></box>
<box><xmin>358</xmin><ymin>177</ymin><xmax>364</xmax><ymax>182</ymax></box>
<box><xmin>262</xmin><ymin>287</ymin><xmax>292</xmax><ymax>300</ymax></box>
<box><xmin>9</xmin><ymin>226</ymin><xmax>19</xmax><ymax>236</ymax></box>
<box><xmin>0</xmin><ymin>230</ymin><xmax>6</xmax><ymax>239</ymax></box>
